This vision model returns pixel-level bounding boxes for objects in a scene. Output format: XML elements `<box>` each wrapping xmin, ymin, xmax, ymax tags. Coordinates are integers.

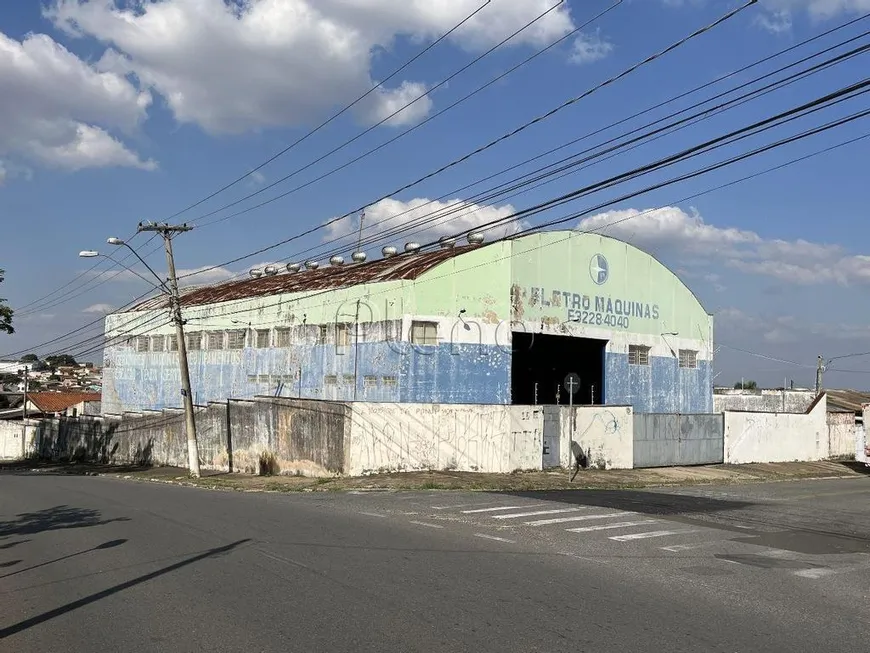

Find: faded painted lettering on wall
<box><xmin>518</xmin><ymin>287</ymin><xmax>660</xmax><ymax>330</ymax></box>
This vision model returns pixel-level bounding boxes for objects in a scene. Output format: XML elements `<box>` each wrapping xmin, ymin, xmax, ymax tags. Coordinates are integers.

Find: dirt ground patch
<box><xmin>4</xmin><ymin>459</ymin><xmax>866</xmax><ymax>493</ymax></box>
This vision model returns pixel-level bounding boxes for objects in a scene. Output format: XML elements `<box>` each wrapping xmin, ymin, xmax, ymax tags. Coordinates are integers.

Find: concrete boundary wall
<box><xmin>0</xmin><ymin>420</ymin><xmax>38</xmax><ymax>460</ymax></box>
<box><xmin>347</xmin><ymin>403</ymin><xmax>543</xmax><ymax>474</ymax></box>
<box><xmin>557</xmin><ymin>406</ymin><xmax>634</xmax><ymax>470</ymax></box>
<box><xmin>723</xmin><ymin>394</ymin><xmax>828</xmax><ymax>464</ymax></box>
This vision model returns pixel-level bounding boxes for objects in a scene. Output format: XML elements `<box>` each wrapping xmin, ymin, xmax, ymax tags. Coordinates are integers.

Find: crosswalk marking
<box><xmin>492</xmin><ymin>508</ymin><xmax>584</xmax><ymax>520</ymax></box>
<box><xmin>475</xmin><ymin>533</ymin><xmax>517</xmax><ymax>544</ymax></box>
<box><xmin>524</xmin><ymin>512</ymin><xmax>636</xmax><ymax>526</ymax></box>
<box><xmin>567</xmin><ymin>520</ymin><xmax>659</xmax><ymax>533</ymax></box>
<box><xmin>460</xmin><ymin>505</ymin><xmax>542</xmax><ymax>514</ymax></box>
<box><xmin>660</xmin><ymin>542</ymin><xmax>714</xmax><ymax>553</ymax></box>
<box><xmin>409</xmin><ymin>521</ymin><xmax>444</xmax><ymax>529</ymax></box>
<box><xmin>610</xmin><ymin>529</ymin><xmax>698</xmax><ymax>542</ymax></box>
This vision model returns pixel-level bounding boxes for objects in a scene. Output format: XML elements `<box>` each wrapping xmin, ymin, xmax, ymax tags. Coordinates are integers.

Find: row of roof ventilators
<box><xmin>249</xmin><ymin>231</ymin><xmax>486</xmax><ymax>279</ymax></box>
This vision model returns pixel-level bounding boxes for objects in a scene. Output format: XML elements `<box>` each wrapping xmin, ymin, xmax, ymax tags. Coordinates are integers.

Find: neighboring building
<box><xmin>102</xmin><ymin>230</ymin><xmax>714</xmax><ymax>414</ymax></box>
<box><xmin>0</xmin><ymin>392</ymin><xmax>101</xmax><ymax>420</ymax></box>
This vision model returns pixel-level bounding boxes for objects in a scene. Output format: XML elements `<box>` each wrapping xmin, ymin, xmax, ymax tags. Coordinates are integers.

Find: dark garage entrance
<box><xmin>511</xmin><ymin>332</ymin><xmax>606</xmax><ymax>405</ymax></box>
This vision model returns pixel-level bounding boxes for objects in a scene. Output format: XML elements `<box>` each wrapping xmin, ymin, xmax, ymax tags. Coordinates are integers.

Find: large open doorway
<box><xmin>511</xmin><ymin>332</ymin><xmax>606</xmax><ymax>405</ymax></box>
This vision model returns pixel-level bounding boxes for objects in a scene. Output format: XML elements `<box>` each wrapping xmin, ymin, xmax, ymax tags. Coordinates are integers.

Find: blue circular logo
<box><xmin>590</xmin><ymin>254</ymin><xmax>609</xmax><ymax>285</ymax></box>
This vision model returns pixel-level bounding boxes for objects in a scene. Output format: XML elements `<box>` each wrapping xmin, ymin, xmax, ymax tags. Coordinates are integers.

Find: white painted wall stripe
<box><xmin>610</xmin><ymin>529</ymin><xmax>697</xmax><ymax>542</ymax></box>
<box><xmin>567</xmin><ymin>520</ymin><xmax>658</xmax><ymax>533</ymax></box>
<box><xmin>524</xmin><ymin>512</ymin><xmax>636</xmax><ymax>526</ymax></box>
<box><xmin>492</xmin><ymin>508</ymin><xmax>584</xmax><ymax>520</ymax></box>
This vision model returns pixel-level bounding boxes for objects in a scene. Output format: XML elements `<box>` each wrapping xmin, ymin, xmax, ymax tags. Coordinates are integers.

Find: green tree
<box><xmin>20</xmin><ymin>353</ymin><xmax>38</xmax><ymax>362</ymax></box>
<box><xmin>734</xmin><ymin>380</ymin><xmax>758</xmax><ymax>390</ymax></box>
<box><xmin>0</xmin><ymin>269</ymin><xmax>12</xmax><ymax>335</ymax></box>
<box><xmin>44</xmin><ymin>354</ymin><xmax>78</xmax><ymax>368</ymax></box>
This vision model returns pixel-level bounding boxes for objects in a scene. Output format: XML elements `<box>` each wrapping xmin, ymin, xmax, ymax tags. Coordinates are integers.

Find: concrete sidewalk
<box><xmin>2</xmin><ymin>459</ymin><xmax>867</xmax><ymax>492</ymax></box>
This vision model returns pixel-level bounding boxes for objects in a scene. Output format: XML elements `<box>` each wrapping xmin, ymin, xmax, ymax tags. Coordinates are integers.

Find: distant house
<box><xmin>0</xmin><ymin>392</ymin><xmax>102</xmax><ymax>420</ymax></box>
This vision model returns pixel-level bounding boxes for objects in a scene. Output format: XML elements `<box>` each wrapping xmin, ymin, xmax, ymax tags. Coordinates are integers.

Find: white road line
<box><xmin>432</xmin><ymin>502</ymin><xmax>500</xmax><ymax>510</ymax></box>
<box><xmin>409</xmin><ymin>521</ymin><xmax>444</xmax><ymax>529</ymax></box>
<box><xmin>359</xmin><ymin>511</ymin><xmax>386</xmax><ymax>518</ymax></box>
<box><xmin>492</xmin><ymin>508</ymin><xmax>584</xmax><ymax>520</ymax></box>
<box><xmin>567</xmin><ymin>520</ymin><xmax>659</xmax><ymax>533</ymax></box>
<box><xmin>461</xmin><ymin>505</ymin><xmax>541</xmax><ymax>514</ymax></box>
<box><xmin>610</xmin><ymin>529</ymin><xmax>698</xmax><ymax>542</ymax></box>
<box><xmin>474</xmin><ymin>533</ymin><xmax>517</xmax><ymax>544</ymax></box>
<box><xmin>524</xmin><ymin>512</ymin><xmax>636</xmax><ymax>526</ymax></box>
<box><xmin>660</xmin><ymin>542</ymin><xmax>715</xmax><ymax>552</ymax></box>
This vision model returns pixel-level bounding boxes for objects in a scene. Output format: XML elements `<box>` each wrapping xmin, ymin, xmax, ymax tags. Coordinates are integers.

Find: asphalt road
<box><xmin>1</xmin><ymin>472</ymin><xmax>869</xmax><ymax>652</ymax></box>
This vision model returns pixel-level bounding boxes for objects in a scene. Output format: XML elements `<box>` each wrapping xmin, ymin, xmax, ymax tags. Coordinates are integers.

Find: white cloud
<box><xmin>176</xmin><ymin>265</ymin><xmax>236</xmax><ymax>286</ymax></box>
<box><xmin>570</xmin><ymin>30</ymin><xmax>613</xmax><ymax>65</ymax></box>
<box><xmin>0</xmin><ymin>30</ymin><xmax>154</xmax><ymax>171</ymax></box>
<box><xmin>324</xmin><ymin>196</ymin><xmax>525</xmax><ymax>247</ymax></box>
<box><xmin>754</xmin><ymin>10</ymin><xmax>793</xmax><ymax>33</ymax></box>
<box><xmin>577</xmin><ymin>206</ymin><xmax>870</xmax><ymax>286</ymax></box>
<box><xmin>761</xmin><ymin>0</ymin><xmax>870</xmax><ymax>20</ymax></box>
<box><xmin>83</xmin><ymin>303</ymin><xmax>114</xmax><ymax>314</ymax></box>
<box><xmin>46</xmin><ymin>0</ymin><xmax>574</xmax><ymax>134</ymax></box>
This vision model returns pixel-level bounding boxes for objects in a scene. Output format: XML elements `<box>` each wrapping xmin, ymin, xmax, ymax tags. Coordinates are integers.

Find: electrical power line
<box><xmin>176</xmin><ymin>0</ymin><xmax>758</xmax><ymax>278</ymax></box>
<box><xmin>163</xmin><ymin>0</ymin><xmax>497</xmax><ymax>221</ymax></box>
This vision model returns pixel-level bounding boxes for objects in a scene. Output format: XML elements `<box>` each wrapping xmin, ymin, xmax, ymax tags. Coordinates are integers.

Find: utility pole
<box><xmin>19</xmin><ymin>366</ymin><xmax>28</xmax><ymax>458</ymax></box>
<box><xmin>137</xmin><ymin>221</ymin><xmax>201</xmax><ymax>478</ymax></box>
<box><xmin>815</xmin><ymin>355</ymin><xmax>824</xmax><ymax>395</ymax></box>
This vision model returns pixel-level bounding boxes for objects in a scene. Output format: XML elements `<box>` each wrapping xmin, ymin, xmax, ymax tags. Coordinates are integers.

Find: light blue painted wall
<box><xmin>103</xmin><ymin>342</ymin><xmax>511</xmax><ymax>413</ymax></box>
<box><xmin>604</xmin><ymin>353</ymin><xmax>712</xmax><ymax>413</ymax></box>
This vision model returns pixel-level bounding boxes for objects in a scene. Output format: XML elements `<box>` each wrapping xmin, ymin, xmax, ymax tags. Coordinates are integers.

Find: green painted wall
<box><xmin>509</xmin><ymin>231</ymin><xmax>712</xmax><ymax>339</ymax></box>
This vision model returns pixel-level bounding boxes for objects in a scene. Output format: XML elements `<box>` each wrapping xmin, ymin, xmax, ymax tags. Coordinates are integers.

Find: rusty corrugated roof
<box><xmin>825</xmin><ymin>389</ymin><xmax>870</xmax><ymax>414</ymax></box>
<box><xmin>130</xmin><ymin>245</ymin><xmax>476</xmax><ymax>311</ymax></box>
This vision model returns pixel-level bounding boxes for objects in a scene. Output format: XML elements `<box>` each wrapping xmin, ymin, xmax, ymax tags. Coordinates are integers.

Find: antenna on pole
<box><xmin>357</xmin><ymin>209</ymin><xmax>365</xmax><ymax>253</ymax></box>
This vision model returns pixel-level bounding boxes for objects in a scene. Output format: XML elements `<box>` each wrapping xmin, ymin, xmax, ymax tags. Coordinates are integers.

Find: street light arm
<box><xmin>88</xmin><ymin>252</ymin><xmax>169</xmax><ymax>295</ymax></box>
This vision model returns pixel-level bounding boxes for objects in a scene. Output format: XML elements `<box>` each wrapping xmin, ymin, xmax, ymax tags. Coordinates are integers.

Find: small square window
<box><xmin>135</xmin><ymin>336</ymin><xmax>150</xmax><ymax>353</ymax></box>
<box><xmin>628</xmin><ymin>344</ymin><xmax>650</xmax><ymax>366</ymax></box>
<box><xmin>150</xmin><ymin>335</ymin><xmax>165</xmax><ymax>352</ymax></box>
<box><xmin>256</xmin><ymin>329</ymin><xmax>270</xmax><ymax>348</ymax></box>
<box><xmin>335</xmin><ymin>323</ymin><xmax>351</xmax><ymax>347</ymax></box>
<box><xmin>227</xmin><ymin>330</ymin><xmax>246</xmax><ymax>349</ymax></box>
<box><xmin>382</xmin><ymin>376</ymin><xmax>398</xmax><ymax>387</ymax></box>
<box><xmin>324</xmin><ymin>374</ymin><xmax>337</xmax><ymax>385</ymax></box>
<box><xmin>679</xmin><ymin>349</ymin><xmax>698</xmax><ymax>369</ymax></box>
<box><xmin>317</xmin><ymin>325</ymin><xmax>329</xmax><ymax>344</ymax></box>
<box><xmin>186</xmin><ymin>332</ymin><xmax>202</xmax><ymax>351</ymax></box>
<box><xmin>276</xmin><ymin>328</ymin><xmax>293</xmax><ymax>347</ymax></box>
<box><xmin>410</xmin><ymin>320</ymin><xmax>438</xmax><ymax>345</ymax></box>
<box><xmin>207</xmin><ymin>332</ymin><xmax>224</xmax><ymax>350</ymax></box>
<box><xmin>343</xmin><ymin>374</ymin><xmax>355</xmax><ymax>385</ymax></box>
<box><xmin>363</xmin><ymin>375</ymin><xmax>378</xmax><ymax>388</ymax></box>
<box><xmin>168</xmin><ymin>337</ymin><xmax>178</xmax><ymax>352</ymax></box>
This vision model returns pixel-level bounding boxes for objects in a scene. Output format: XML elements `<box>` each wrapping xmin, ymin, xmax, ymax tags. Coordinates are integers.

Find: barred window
<box><xmin>227</xmin><ymin>330</ymin><xmax>246</xmax><ymax>350</ymax></box>
<box><xmin>186</xmin><ymin>332</ymin><xmax>202</xmax><ymax>351</ymax></box>
<box><xmin>363</xmin><ymin>375</ymin><xmax>378</xmax><ymax>388</ymax></box>
<box><xmin>679</xmin><ymin>349</ymin><xmax>698</xmax><ymax>369</ymax></box>
<box><xmin>168</xmin><ymin>337</ymin><xmax>178</xmax><ymax>352</ymax></box>
<box><xmin>382</xmin><ymin>376</ymin><xmax>398</xmax><ymax>387</ymax></box>
<box><xmin>628</xmin><ymin>344</ymin><xmax>650</xmax><ymax>366</ymax></box>
<box><xmin>150</xmin><ymin>335</ymin><xmax>165</xmax><ymax>352</ymax></box>
<box><xmin>256</xmin><ymin>329</ymin><xmax>271</xmax><ymax>348</ymax></box>
<box><xmin>275</xmin><ymin>328</ymin><xmax>293</xmax><ymax>347</ymax></box>
<box><xmin>335</xmin><ymin>323</ymin><xmax>351</xmax><ymax>347</ymax></box>
<box><xmin>411</xmin><ymin>320</ymin><xmax>438</xmax><ymax>345</ymax></box>
<box><xmin>324</xmin><ymin>375</ymin><xmax>337</xmax><ymax>385</ymax></box>
<box><xmin>343</xmin><ymin>374</ymin><xmax>355</xmax><ymax>385</ymax></box>
<box><xmin>207</xmin><ymin>332</ymin><xmax>224</xmax><ymax>350</ymax></box>
<box><xmin>135</xmin><ymin>336</ymin><xmax>150</xmax><ymax>353</ymax></box>
<box><xmin>317</xmin><ymin>325</ymin><xmax>329</xmax><ymax>345</ymax></box>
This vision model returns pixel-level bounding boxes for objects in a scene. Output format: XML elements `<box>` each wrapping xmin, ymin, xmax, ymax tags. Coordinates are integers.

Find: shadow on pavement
<box><xmin>0</xmin><ymin>506</ymin><xmax>130</xmax><ymax>539</ymax></box>
<box><xmin>0</xmin><ymin>539</ymin><xmax>252</xmax><ymax>640</ymax></box>
<box><xmin>0</xmin><ymin>539</ymin><xmax>128</xmax><ymax>580</ymax></box>
<box><xmin>0</xmin><ymin>460</ymin><xmax>155</xmax><ymax>476</ymax></box>
<box><xmin>497</xmin><ymin>489</ymin><xmax>753</xmax><ymax>516</ymax></box>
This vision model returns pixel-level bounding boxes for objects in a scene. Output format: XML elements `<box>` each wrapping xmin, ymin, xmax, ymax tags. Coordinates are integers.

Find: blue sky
<box><xmin>1</xmin><ymin>0</ymin><xmax>869</xmax><ymax>389</ymax></box>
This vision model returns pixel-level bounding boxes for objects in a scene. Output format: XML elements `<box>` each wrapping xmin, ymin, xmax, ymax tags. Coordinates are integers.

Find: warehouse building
<box><xmin>102</xmin><ymin>230</ymin><xmax>714</xmax><ymax>415</ymax></box>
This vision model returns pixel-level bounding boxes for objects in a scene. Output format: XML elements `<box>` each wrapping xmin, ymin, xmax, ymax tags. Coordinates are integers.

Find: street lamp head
<box><xmin>107</xmin><ymin>237</ymin><xmax>125</xmax><ymax>246</ymax></box>
<box><xmin>79</xmin><ymin>250</ymin><xmax>100</xmax><ymax>258</ymax></box>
